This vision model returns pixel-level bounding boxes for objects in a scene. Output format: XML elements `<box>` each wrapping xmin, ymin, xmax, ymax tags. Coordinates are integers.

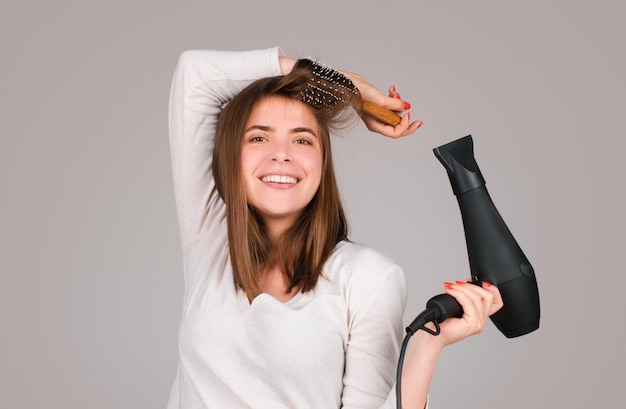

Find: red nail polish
<box><xmin>444</xmin><ymin>281</ymin><xmax>454</xmax><ymax>289</ymax></box>
<box><xmin>482</xmin><ymin>281</ymin><xmax>492</xmax><ymax>288</ymax></box>
<box><xmin>391</xmin><ymin>85</ymin><xmax>396</xmax><ymax>94</ymax></box>
<box><xmin>395</xmin><ymin>93</ymin><xmax>401</xmax><ymax>99</ymax></box>
<box><xmin>403</xmin><ymin>101</ymin><xmax>411</xmax><ymax>110</ymax></box>
<box><xmin>455</xmin><ymin>280</ymin><xmax>466</xmax><ymax>285</ymax></box>
<box><xmin>415</xmin><ymin>121</ymin><xmax>423</xmax><ymax>129</ymax></box>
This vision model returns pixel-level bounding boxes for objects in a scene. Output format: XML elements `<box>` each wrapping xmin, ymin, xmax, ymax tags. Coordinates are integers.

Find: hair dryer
<box><xmin>430</xmin><ymin>134</ymin><xmax>540</xmax><ymax>338</ymax></box>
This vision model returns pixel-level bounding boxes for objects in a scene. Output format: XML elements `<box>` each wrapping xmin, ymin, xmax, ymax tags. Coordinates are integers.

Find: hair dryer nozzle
<box><xmin>433</xmin><ymin>135</ymin><xmax>485</xmax><ymax>195</ymax></box>
<box><xmin>433</xmin><ymin>135</ymin><xmax>540</xmax><ymax>338</ymax></box>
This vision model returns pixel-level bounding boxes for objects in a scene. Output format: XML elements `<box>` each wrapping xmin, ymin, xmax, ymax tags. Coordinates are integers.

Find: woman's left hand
<box><xmin>399</xmin><ymin>280</ymin><xmax>503</xmax><ymax>409</ymax></box>
<box><xmin>435</xmin><ymin>280</ymin><xmax>504</xmax><ymax>347</ymax></box>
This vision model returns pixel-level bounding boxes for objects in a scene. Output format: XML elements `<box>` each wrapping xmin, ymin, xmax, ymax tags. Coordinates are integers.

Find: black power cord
<box><xmin>395</xmin><ymin>294</ymin><xmax>464</xmax><ymax>409</ymax></box>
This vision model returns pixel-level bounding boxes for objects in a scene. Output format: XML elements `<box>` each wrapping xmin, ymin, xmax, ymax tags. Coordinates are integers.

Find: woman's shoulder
<box><xmin>325</xmin><ymin>241</ymin><xmax>405</xmax><ymax>289</ymax></box>
<box><xmin>331</xmin><ymin>241</ymin><xmax>398</xmax><ymax>269</ymax></box>
<box><xmin>324</xmin><ymin>241</ymin><xmax>407</xmax><ymax>315</ymax></box>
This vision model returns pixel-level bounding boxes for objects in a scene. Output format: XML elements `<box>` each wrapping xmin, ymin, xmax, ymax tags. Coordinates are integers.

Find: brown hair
<box><xmin>213</xmin><ymin>59</ymin><xmax>361</xmax><ymax>299</ymax></box>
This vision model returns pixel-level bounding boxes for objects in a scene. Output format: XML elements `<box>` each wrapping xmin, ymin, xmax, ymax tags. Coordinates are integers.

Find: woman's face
<box><xmin>241</xmin><ymin>95</ymin><xmax>323</xmax><ymax>231</ymax></box>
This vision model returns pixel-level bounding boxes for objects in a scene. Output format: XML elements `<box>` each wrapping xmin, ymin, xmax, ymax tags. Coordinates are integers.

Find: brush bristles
<box><xmin>299</xmin><ymin>58</ymin><xmax>358</xmax><ymax>109</ymax></box>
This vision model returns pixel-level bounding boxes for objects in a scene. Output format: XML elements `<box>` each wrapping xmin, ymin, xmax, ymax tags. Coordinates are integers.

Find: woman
<box><xmin>167</xmin><ymin>47</ymin><xmax>502</xmax><ymax>409</ymax></box>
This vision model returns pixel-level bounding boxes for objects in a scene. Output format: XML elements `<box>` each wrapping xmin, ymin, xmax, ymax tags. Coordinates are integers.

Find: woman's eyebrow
<box><xmin>244</xmin><ymin>125</ymin><xmax>272</xmax><ymax>133</ymax></box>
<box><xmin>292</xmin><ymin>127</ymin><xmax>318</xmax><ymax>138</ymax></box>
<box><xmin>244</xmin><ymin>125</ymin><xmax>318</xmax><ymax>138</ymax></box>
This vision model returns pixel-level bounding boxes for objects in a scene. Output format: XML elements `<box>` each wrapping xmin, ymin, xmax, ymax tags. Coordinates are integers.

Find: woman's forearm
<box><xmin>400</xmin><ymin>331</ymin><xmax>444</xmax><ymax>409</ymax></box>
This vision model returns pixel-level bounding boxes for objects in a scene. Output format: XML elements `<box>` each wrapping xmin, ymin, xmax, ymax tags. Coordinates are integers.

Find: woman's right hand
<box><xmin>345</xmin><ymin>72</ymin><xmax>423</xmax><ymax>139</ymax></box>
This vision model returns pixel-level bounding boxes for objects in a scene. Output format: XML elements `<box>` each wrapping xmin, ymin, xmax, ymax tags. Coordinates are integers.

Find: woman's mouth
<box><xmin>261</xmin><ymin>175</ymin><xmax>298</xmax><ymax>184</ymax></box>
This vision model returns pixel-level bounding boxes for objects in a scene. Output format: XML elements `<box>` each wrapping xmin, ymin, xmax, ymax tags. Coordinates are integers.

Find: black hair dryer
<box><xmin>433</xmin><ymin>135</ymin><xmax>540</xmax><ymax>338</ymax></box>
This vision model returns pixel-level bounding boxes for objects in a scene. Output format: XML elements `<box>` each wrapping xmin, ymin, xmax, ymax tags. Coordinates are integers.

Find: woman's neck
<box><xmin>255</xmin><ymin>216</ymin><xmax>301</xmax><ymax>302</ymax></box>
<box><xmin>263</xmin><ymin>214</ymin><xmax>298</xmax><ymax>245</ymax></box>
<box><xmin>257</xmin><ymin>266</ymin><xmax>300</xmax><ymax>303</ymax></box>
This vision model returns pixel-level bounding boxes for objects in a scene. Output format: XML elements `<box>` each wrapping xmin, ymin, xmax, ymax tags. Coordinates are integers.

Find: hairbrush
<box><xmin>361</xmin><ymin>101</ymin><xmax>402</xmax><ymax>126</ymax></box>
<box><xmin>302</xmin><ymin>58</ymin><xmax>403</xmax><ymax>126</ymax></box>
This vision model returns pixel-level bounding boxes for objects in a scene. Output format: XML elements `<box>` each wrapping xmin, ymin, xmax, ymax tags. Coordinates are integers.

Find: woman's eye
<box><xmin>295</xmin><ymin>138</ymin><xmax>311</xmax><ymax>145</ymax></box>
<box><xmin>249</xmin><ymin>136</ymin><xmax>265</xmax><ymax>142</ymax></box>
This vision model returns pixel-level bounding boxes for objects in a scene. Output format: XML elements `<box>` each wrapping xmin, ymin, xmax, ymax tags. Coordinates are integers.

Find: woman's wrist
<box><xmin>278</xmin><ymin>56</ymin><xmax>296</xmax><ymax>75</ymax></box>
<box><xmin>410</xmin><ymin>328</ymin><xmax>446</xmax><ymax>356</ymax></box>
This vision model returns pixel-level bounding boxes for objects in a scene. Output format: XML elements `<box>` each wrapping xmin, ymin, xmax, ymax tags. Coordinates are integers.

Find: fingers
<box><xmin>443</xmin><ymin>281</ymin><xmax>487</xmax><ymax>334</ymax></box>
<box><xmin>388</xmin><ymin>85</ymin><xmax>401</xmax><ymax>101</ymax></box>
<box><xmin>443</xmin><ymin>280</ymin><xmax>502</xmax><ymax>335</ymax></box>
<box><xmin>379</xmin><ymin>85</ymin><xmax>422</xmax><ymax>137</ymax></box>
<box><xmin>355</xmin><ymin>80</ymin><xmax>422</xmax><ymax>137</ymax></box>
<box><xmin>386</xmin><ymin>85</ymin><xmax>410</xmax><ymax>112</ymax></box>
<box><xmin>481</xmin><ymin>281</ymin><xmax>505</xmax><ymax>315</ymax></box>
<box><xmin>363</xmin><ymin>99</ymin><xmax>422</xmax><ymax>138</ymax></box>
<box><xmin>363</xmin><ymin>111</ymin><xmax>421</xmax><ymax>138</ymax></box>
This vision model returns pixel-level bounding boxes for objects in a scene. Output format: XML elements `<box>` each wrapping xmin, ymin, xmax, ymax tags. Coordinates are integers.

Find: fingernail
<box><xmin>395</xmin><ymin>93</ymin><xmax>401</xmax><ymax>99</ymax></box>
<box><xmin>415</xmin><ymin>121</ymin><xmax>423</xmax><ymax>129</ymax></box>
<box><xmin>403</xmin><ymin>101</ymin><xmax>411</xmax><ymax>110</ymax></box>
<box><xmin>391</xmin><ymin>85</ymin><xmax>396</xmax><ymax>93</ymax></box>
<box><xmin>455</xmin><ymin>280</ymin><xmax>466</xmax><ymax>285</ymax></box>
<box><xmin>482</xmin><ymin>281</ymin><xmax>492</xmax><ymax>288</ymax></box>
<box><xmin>444</xmin><ymin>281</ymin><xmax>454</xmax><ymax>289</ymax></box>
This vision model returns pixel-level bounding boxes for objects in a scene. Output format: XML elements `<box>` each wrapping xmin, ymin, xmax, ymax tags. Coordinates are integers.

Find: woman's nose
<box><xmin>271</xmin><ymin>141</ymin><xmax>291</xmax><ymax>162</ymax></box>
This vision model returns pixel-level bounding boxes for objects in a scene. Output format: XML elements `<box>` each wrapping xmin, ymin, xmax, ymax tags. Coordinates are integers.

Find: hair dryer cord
<box><xmin>396</xmin><ymin>294</ymin><xmax>462</xmax><ymax>409</ymax></box>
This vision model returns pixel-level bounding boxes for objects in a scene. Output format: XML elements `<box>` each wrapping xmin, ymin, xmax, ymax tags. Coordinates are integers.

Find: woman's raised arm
<box><xmin>168</xmin><ymin>48</ymin><xmax>282</xmax><ymax>250</ymax></box>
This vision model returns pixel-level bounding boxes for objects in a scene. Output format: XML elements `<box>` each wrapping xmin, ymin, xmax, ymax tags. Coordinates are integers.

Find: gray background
<box><xmin>1</xmin><ymin>0</ymin><xmax>624</xmax><ymax>408</ymax></box>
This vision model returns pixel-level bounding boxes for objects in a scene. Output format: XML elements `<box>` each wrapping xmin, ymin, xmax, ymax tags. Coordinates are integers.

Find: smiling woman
<box><xmin>167</xmin><ymin>48</ymin><xmax>502</xmax><ymax>409</ymax></box>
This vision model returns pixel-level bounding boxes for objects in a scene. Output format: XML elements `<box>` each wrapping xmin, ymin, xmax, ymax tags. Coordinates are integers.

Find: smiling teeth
<box><xmin>261</xmin><ymin>175</ymin><xmax>298</xmax><ymax>184</ymax></box>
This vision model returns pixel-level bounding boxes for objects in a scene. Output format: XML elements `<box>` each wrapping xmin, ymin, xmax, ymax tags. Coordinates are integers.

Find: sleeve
<box><xmin>168</xmin><ymin>48</ymin><xmax>283</xmax><ymax>251</ymax></box>
<box><xmin>340</xmin><ymin>257</ymin><xmax>408</xmax><ymax>409</ymax></box>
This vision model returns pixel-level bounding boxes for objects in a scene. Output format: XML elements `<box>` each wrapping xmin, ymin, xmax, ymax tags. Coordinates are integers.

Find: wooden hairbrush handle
<box><xmin>361</xmin><ymin>101</ymin><xmax>402</xmax><ymax>126</ymax></box>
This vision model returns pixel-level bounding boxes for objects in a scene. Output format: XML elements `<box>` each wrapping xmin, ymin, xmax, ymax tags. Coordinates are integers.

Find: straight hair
<box><xmin>213</xmin><ymin>59</ymin><xmax>361</xmax><ymax>299</ymax></box>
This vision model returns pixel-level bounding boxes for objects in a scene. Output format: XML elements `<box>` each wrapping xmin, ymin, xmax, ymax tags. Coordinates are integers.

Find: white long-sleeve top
<box><xmin>167</xmin><ymin>47</ymin><xmax>408</xmax><ymax>409</ymax></box>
